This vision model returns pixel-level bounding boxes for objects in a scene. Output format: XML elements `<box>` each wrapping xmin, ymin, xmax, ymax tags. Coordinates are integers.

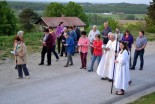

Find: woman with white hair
<box><xmin>97</xmin><ymin>32</ymin><xmax>119</xmax><ymax>82</ymax></box>
<box><xmin>88</xmin><ymin>25</ymin><xmax>100</xmax><ymax>56</ymax></box>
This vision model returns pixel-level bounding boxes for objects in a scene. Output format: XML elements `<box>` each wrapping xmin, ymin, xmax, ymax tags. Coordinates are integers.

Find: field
<box><xmin>86</xmin><ymin>13</ymin><xmax>147</xmax><ymax>20</ymax></box>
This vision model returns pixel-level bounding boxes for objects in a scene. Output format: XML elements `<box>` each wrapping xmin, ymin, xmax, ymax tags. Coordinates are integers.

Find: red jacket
<box><xmin>93</xmin><ymin>40</ymin><xmax>103</xmax><ymax>56</ymax></box>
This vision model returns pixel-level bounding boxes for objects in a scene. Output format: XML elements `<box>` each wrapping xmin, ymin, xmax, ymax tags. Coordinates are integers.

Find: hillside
<box><xmin>7</xmin><ymin>1</ymin><xmax>148</xmax><ymax>14</ymax></box>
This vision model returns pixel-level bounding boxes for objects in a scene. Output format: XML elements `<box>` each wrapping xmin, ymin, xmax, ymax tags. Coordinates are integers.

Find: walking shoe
<box><xmin>80</xmin><ymin>67</ymin><xmax>83</xmax><ymax>69</ymax></box>
<box><xmin>88</xmin><ymin>70</ymin><xmax>93</xmax><ymax>72</ymax></box>
<box><xmin>101</xmin><ymin>77</ymin><xmax>107</xmax><ymax>80</ymax></box>
<box><xmin>69</xmin><ymin>64</ymin><xmax>73</xmax><ymax>66</ymax></box>
<box><xmin>109</xmin><ymin>79</ymin><xmax>113</xmax><ymax>82</ymax></box>
<box><xmin>39</xmin><ymin>63</ymin><xmax>44</xmax><ymax>65</ymax></box>
<box><xmin>130</xmin><ymin>66</ymin><xmax>135</xmax><ymax>70</ymax></box>
<box><xmin>26</xmin><ymin>75</ymin><xmax>30</xmax><ymax>79</ymax></box>
<box><xmin>56</xmin><ymin>58</ymin><xmax>59</xmax><ymax>62</ymax></box>
<box><xmin>17</xmin><ymin>77</ymin><xmax>22</xmax><ymax>79</ymax></box>
<box><xmin>84</xmin><ymin>67</ymin><xmax>87</xmax><ymax>69</ymax></box>
<box><xmin>47</xmin><ymin>64</ymin><xmax>51</xmax><ymax>66</ymax></box>
<box><xmin>139</xmin><ymin>68</ymin><xmax>143</xmax><ymax>70</ymax></box>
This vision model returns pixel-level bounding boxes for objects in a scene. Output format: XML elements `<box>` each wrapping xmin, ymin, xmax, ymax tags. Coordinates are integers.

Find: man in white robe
<box><xmin>97</xmin><ymin>32</ymin><xmax>119</xmax><ymax>82</ymax></box>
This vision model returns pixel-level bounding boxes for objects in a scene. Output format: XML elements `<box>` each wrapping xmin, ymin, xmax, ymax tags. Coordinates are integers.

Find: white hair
<box><xmin>63</xmin><ymin>27</ymin><xmax>67</xmax><ymax>31</ymax></box>
<box><xmin>17</xmin><ymin>31</ymin><xmax>24</xmax><ymax>37</ymax></box>
<box><xmin>93</xmin><ymin>25</ymin><xmax>97</xmax><ymax>28</ymax></box>
<box><xmin>108</xmin><ymin>32</ymin><xmax>115</xmax><ymax>38</ymax></box>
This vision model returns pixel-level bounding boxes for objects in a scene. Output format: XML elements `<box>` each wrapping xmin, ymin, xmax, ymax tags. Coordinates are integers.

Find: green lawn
<box><xmin>128</xmin><ymin>92</ymin><xmax>155</xmax><ymax>104</ymax></box>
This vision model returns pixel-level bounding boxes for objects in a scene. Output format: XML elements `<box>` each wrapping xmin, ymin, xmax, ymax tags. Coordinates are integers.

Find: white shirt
<box><xmin>88</xmin><ymin>30</ymin><xmax>100</xmax><ymax>42</ymax></box>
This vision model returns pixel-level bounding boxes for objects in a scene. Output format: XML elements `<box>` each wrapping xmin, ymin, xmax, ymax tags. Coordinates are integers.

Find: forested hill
<box><xmin>7</xmin><ymin>1</ymin><xmax>148</xmax><ymax>14</ymax></box>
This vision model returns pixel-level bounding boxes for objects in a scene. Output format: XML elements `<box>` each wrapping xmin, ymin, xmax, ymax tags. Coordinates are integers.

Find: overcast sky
<box><xmin>6</xmin><ymin>0</ymin><xmax>151</xmax><ymax>4</ymax></box>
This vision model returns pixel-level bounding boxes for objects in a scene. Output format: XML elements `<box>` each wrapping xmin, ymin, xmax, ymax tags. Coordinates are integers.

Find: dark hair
<box><xmin>49</xmin><ymin>26</ymin><xmax>53</xmax><ymax>30</ymax></box>
<box><xmin>124</xmin><ymin>30</ymin><xmax>130</xmax><ymax>36</ymax></box>
<box><xmin>15</xmin><ymin>37</ymin><xmax>21</xmax><ymax>42</ymax></box>
<box><xmin>81</xmin><ymin>31</ymin><xmax>86</xmax><ymax>35</ymax></box>
<box><xmin>96</xmin><ymin>34</ymin><xmax>101</xmax><ymax>39</ymax></box>
<box><xmin>119</xmin><ymin>41</ymin><xmax>129</xmax><ymax>54</ymax></box>
<box><xmin>44</xmin><ymin>28</ymin><xmax>49</xmax><ymax>33</ymax></box>
<box><xmin>140</xmin><ymin>30</ymin><xmax>144</xmax><ymax>35</ymax></box>
<box><xmin>59</xmin><ymin>22</ymin><xmax>63</xmax><ymax>26</ymax></box>
<box><xmin>69</xmin><ymin>26</ymin><xmax>73</xmax><ymax>29</ymax></box>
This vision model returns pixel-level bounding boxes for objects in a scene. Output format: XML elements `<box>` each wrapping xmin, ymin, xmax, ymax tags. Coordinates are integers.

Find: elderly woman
<box><xmin>14</xmin><ymin>37</ymin><xmax>30</xmax><ymax>79</ymax></box>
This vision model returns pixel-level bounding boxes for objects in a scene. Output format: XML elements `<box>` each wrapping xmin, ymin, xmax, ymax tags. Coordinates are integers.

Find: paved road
<box><xmin>0</xmin><ymin>53</ymin><xmax>155</xmax><ymax>104</ymax></box>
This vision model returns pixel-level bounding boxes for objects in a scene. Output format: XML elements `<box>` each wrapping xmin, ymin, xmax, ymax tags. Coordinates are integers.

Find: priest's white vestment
<box><xmin>97</xmin><ymin>40</ymin><xmax>119</xmax><ymax>79</ymax></box>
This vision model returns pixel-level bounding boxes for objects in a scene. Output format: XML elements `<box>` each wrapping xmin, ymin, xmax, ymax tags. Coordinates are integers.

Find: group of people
<box><xmin>13</xmin><ymin>21</ymin><xmax>147</xmax><ymax>95</ymax></box>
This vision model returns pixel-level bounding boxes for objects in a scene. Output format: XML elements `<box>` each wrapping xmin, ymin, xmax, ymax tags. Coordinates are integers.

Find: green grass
<box><xmin>0</xmin><ymin>32</ymin><xmax>43</xmax><ymax>60</ymax></box>
<box><xmin>86</xmin><ymin>13</ymin><xmax>147</xmax><ymax>20</ymax></box>
<box><xmin>128</xmin><ymin>92</ymin><xmax>155</xmax><ymax>104</ymax></box>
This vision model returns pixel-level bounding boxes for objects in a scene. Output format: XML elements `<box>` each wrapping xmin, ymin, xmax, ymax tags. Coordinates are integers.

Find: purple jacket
<box><xmin>56</xmin><ymin>25</ymin><xmax>64</xmax><ymax>37</ymax></box>
<box><xmin>122</xmin><ymin>34</ymin><xmax>134</xmax><ymax>49</ymax></box>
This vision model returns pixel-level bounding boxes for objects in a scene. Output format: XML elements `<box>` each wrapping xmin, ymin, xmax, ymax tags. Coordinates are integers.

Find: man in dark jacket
<box><xmin>102</xmin><ymin>22</ymin><xmax>112</xmax><ymax>44</ymax></box>
<box><xmin>39</xmin><ymin>28</ymin><xmax>54</xmax><ymax>66</ymax></box>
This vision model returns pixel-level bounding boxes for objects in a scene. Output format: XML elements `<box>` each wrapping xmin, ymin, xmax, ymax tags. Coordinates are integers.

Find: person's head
<box><xmin>119</xmin><ymin>41</ymin><xmax>128</xmax><ymax>51</ymax></box>
<box><xmin>115</xmin><ymin>28</ymin><xmax>120</xmax><ymax>34</ymax></box>
<box><xmin>104</xmin><ymin>22</ymin><xmax>109</xmax><ymax>28</ymax></box>
<box><xmin>95</xmin><ymin>34</ymin><xmax>101</xmax><ymax>41</ymax></box>
<box><xmin>15</xmin><ymin>37</ymin><xmax>22</xmax><ymax>44</ymax></box>
<box><xmin>17</xmin><ymin>31</ymin><xmax>24</xmax><ymax>38</ymax></box>
<box><xmin>44</xmin><ymin>28</ymin><xmax>49</xmax><ymax>35</ymax></box>
<box><xmin>139</xmin><ymin>30</ymin><xmax>144</xmax><ymax>38</ymax></box>
<box><xmin>108</xmin><ymin>32</ymin><xmax>115</xmax><ymax>41</ymax></box>
<box><xmin>69</xmin><ymin>26</ymin><xmax>73</xmax><ymax>31</ymax></box>
<box><xmin>92</xmin><ymin>25</ymin><xmax>97</xmax><ymax>31</ymax></box>
<box><xmin>49</xmin><ymin>26</ymin><xmax>54</xmax><ymax>32</ymax></box>
<box><xmin>81</xmin><ymin>31</ymin><xmax>87</xmax><ymax>38</ymax></box>
<box><xmin>59</xmin><ymin>22</ymin><xmax>64</xmax><ymax>26</ymax></box>
<box><xmin>64</xmin><ymin>32</ymin><xmax>69</xmax><ymax>38</ymax></box>
<box><xmin>63</xmin><ymin>27</ymin><xmax>67</xmax><ymax>32</ymax></box>
<box><xmin>124</xmin><ymin>30</ymin><xmax>130</xmax><ymax>36</ymax></box>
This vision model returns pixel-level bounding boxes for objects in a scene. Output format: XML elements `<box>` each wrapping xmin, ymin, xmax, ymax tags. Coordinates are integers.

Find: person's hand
<box><xmin>15</xmin><ymin>53</ymin><xmax>18</xmax><ymax>56</ymax></box>
<box><xmin>43</xmin><ymin>42</ymin><xmax>46</xmax><ymax>45</ymax></box>
<box><xmin>115</xmin><ymin>53</ymin><xmax>118</xmax><ymax>57</ymax></box>
<box><xmin>106</xmin><ymin>48</ymin><xmax>110</xmax><ymax>51</ymax></box>
<box><xmin>136</xmin><ymin>48</ymin><xmax>141</xmax><ymax>51</ymax></box>
<box><xmin>114</xmin><ymin>60</ymin><xmax>119</xmax><ymax>63</ymax></box>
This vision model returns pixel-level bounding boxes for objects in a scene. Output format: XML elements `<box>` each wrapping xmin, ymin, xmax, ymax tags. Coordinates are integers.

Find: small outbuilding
<box><xmin>35</xmin><ymin>17</ymin><xmax>86</xmax><ymax>31</ymax></box>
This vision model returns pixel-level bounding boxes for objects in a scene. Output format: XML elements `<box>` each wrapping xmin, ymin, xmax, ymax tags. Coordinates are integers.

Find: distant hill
<box><xmin>7</xmin><ymin>1</ymin><xmax>148</xmax><ymax>14</ymax></box>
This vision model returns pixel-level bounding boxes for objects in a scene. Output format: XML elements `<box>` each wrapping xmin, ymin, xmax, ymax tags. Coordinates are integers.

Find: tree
<box><xmin>147</xmin><ymin>0</ymin><xmax>155</xmax><ymax>23</ymax></box>
<box><xmin>44</xmin><ymin>2</ymin><xmax>64</xmax><ymax>17</ymax></box>
<box><xmin>0</xmin><ymin>1</ymin><xmax>16</xmax><ymax>36</ymax></box>
<box><xmin>146</xmin><ymin>0</ymin><xmax>155</xmax><ymax>33</ymax></box>
<box><xmin>64</xmin><ymin>1</ymin><xmax>89</xmax><ymax>27</ymax></box>
<box><xmin>19</xmin><ymin>8</ymin><xmax>40</xmax><ymax>32</ymax></box>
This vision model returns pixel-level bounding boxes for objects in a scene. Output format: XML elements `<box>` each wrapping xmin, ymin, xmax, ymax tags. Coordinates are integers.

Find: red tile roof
<box><xmin>35</xmin><ymin>17</ymin><xmax>86</xmax><ymax>27</ymax></box>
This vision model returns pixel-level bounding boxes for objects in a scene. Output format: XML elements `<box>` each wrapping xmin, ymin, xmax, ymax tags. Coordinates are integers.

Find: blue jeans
<box><xmin>89</xmin><ymin>55</ymin><xmax>102</xmax><ymax>71</ymax></box>
<box><xmin>17</xmin><ymin>64</ymin><xmax>30</xmax><ymax>78</ymax></box>
<box><xmin>132</xmin><ymin>49</ymin><xmax>144</xmax><ymax>68</ymax></box>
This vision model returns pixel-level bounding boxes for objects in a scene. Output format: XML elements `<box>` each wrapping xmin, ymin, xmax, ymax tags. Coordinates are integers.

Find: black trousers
<box><xmin>57</xmin><ymin>37</ymin><xmax>61</xmax><ymax>53</ymax></box>
<box><xmin>41</xmin><ymin>46</ymin><xmax>51</xmax><ymax>65</ymax></box>
<box><xmin>17</xmin><ymin>64</ymin><xmax>29</xmax><ymax>78</ymax></box>
<box><xmin>60</xmin><ymin>44</ymin><xmax>67</xmax><ymax>56</ymax></box>
<box><xmin>132</xmin><ymin>49</ymin><xmax>144</xmax><ymax>68</ymax></box>
<box><xmin>52</xmin><ymin>45</ymin><xmax>59</xmax><ymax>59</ymax></box>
